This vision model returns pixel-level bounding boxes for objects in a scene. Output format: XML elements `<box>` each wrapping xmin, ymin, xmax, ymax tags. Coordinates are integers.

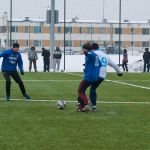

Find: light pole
<box><xmin>131</xmin><ymin>27</ymin><xmax>134</xmax><ymax>56</ymax></box>
<box><xmin>28</xmin><ymin>21</ymin><xmax>30</xmax><ymax>47</ymax></box>
<box><xmin>10</xmin><ymin>0</ymin><xmax>12</xmax><ymax>48</ymax></box>
<box><xmin>64</xmin><ymin>0</ymin><xmax>66</xmax><ymax>71</ymax></box>
<box><xmin>118</xmin><ymin>0</ymin><xmax>121</xmax><ymax>66</ymax></box>
<box><xmin>102</xmin><ymin>0</ymin><xmax>105</xmax><ymax>20</ymax></box>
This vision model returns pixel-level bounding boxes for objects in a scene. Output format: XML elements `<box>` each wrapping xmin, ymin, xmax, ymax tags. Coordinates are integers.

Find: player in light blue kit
<box><xmin>90</xmin><ymin>43</ymin><xmax>123</xmax><ymax>110</ymax></box>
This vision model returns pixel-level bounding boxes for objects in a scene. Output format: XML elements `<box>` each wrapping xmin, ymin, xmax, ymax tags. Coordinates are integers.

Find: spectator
<box><xmin>28</xmin><ymin>46</ymin><xmax>38</xmax><ymax>72</ymax></box>
<box><xmin>53</xmin><ymin>47</ymin><xmax>62</xmax><ymax>71</ymax></box>
<box><xmin>42</xmin><ymin>47</ymin><xmax>50</xmax><ymax>72</ymax></box>
<box><xmin>122</xmin><ymin>49</ymin><xmax>128</xmax><ymax>72</ymax></box>
<box><xmin>143</xmin><ymin>48</ymin><xmax>150</xmax><ymax>72</ymax></box>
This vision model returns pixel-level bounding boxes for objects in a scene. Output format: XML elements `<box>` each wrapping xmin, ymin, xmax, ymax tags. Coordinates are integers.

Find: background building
<box><xmin>1</xmin><ymin>14</ymin><xmax>150</xmax><ymax>54</ymax></box>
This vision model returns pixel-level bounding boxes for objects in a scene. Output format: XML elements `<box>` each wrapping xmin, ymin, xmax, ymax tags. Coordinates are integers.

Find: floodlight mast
<box><xmin>64</xmin><ymin>0</ymin><xmax>66</xmax><ymax>71</ymax></box>
<box><xmin>50</xmin><ymin>0</ymin><xmax>55</xmax><ymax>70</ymax></box>
<box><xmin>118</xmin><ymin>0</ymin><xmax>121</xmax><ymax>66</ymax></box>
<box><xmin>10</xmin><ymin>0</ymin><xmax>12</xmax><ymax>48</ymax></box>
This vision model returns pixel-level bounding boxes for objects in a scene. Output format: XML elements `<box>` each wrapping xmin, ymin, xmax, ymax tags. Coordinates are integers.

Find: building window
<box><xmin>33</xmin><ymin>40</ymin><xmax>41</xmax><ymax>46</ymax></box>
<box><xmin>99</xmin><ymin>27</ymin><xmax>105</xmax><ymax>34</ymax></box>
<box><xmin>115</xmin><ymin>28</ymin><xmax>122</xmax><ymax>34</ymax></box>
<box><xmin>65</xmin><ymin>40</ymin><xmax>72</xmax><ymax>47</ymax></box>
<box><xmin>11</xmin><ymin>40</ymin><xmax>18</xmax><ymax>45</ymax></box>
<box><xmin>80</xmin><ymin>41</ymin><xmax>83</xmax><ymax>47</ymax></box>
<box><xmin>131</xmin><ymin>41</ymin><xmax>134</xmax><ymax>46</ymax></box>
<box><xmin>88</xmin><ymin>27</ymin><xmax>94</xmax><ymax>34</ymax></box>
<box><xmin>142</xmin><ymin>41</ymin><xmax>149</xmax><ymax>47</ymax></box>
<box><xmin>58</xmin><ymin>26</ymin><xmax>62</xmax><ymax>33</ymax></box>
<box><xmin>79</xmin><ymin>27</ymin><xmax>82</xmax><ymax>34</ymax></box>
<box><xmin>11</xmin><ymin>26</ymin><xmax>18</xmax><ymax>32</ymax></box>
<box><xmin>131</xmin><ymin>27</ymin><xmax>135</xmax><ymax>33</ymax></box>
<box><xmin>25</xmin><ymin>40</ymin><xmax>29</xmax><ymax>46</ymax></box>
<box><xmin>34</xmin><ymin>26</ymin><xmax>41</xmax><ymax>33</ymax></box>
<box><xmin>65</xmin><ymin>27</ymin><xmax>72</xmax><ymax>33</ymax></box>
<box><xmin>115</xmin><ymin>41</ymin><xmax>122</xmax><ymax>46</ymax></box>
<box><xmin>142</xmin><ymin>28</ymin><xmax>149</xmax><ymax>35</ymax></box>
<box><xmin>25</xmin><ymin>26</ymin><xmax>29</xmax><ymax>33</ymax></box>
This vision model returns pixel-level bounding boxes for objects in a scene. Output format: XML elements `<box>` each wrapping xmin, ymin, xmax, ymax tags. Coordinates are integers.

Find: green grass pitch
<box><xmin>0</xmin><ymin>72</ymin><xmax>149</xmax><ymax>150</ymax></box>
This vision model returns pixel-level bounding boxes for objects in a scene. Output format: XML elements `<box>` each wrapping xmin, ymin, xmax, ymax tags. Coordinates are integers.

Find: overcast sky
<box><xmin>0</xmin><ymin>0</ymin><xmax>150</xmax><ymax>21</ymax></box>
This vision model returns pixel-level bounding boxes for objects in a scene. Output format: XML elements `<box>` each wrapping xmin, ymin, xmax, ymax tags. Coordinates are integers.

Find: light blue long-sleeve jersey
<box><xmin>83</xmin><ymin>51</ymin><xmax>101</xmax><ymax>82</ymax></box>
<box><xmin>0</xmin><ymin>49</ymin><xmax>24</xmax><ymax>72</ymax></box>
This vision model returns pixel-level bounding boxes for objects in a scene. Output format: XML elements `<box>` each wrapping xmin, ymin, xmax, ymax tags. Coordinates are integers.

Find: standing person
<box><xmin>53</xmin><ymin>47</ymin><xmax>62</xmax><ymax>72</ymax></box>
<box><xmin>42</xmin><ymin>47</ymin><xmax>50</xmax><ymax>72</ymax></box>
<box><xmin>143</xmin><ymin>48</ymin><xmax>150</xmax><ymax>72</ymax></box>
<box><xmin>89</xmin><ymin>43</ymin><xmax>123</xmax><ymax>111</ymax></box>
<box><xmin>77</xmin><ymin>43</ymin><xmax>101</xmax><ymax>112</ymax></box>
<box><xmin>0</xmin><ymin>43</ymin><xmax>31</xmax><ymax>101</ymax></box>
<box><xmin>28</xmin><ymin>46</ymin><xmax>38</xmax><ymax>72</ymax></box>
<box><xmin>122</xmin><ymin>49</ymin><xmax>128</xmax><ymax>72</ymax></box>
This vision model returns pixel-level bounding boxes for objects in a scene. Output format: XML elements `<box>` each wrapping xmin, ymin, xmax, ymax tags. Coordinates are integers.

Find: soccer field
<box><xmin>0</xmin><ymin>72</ymin><xmax>149</xmax><ymax>150</ymax></box>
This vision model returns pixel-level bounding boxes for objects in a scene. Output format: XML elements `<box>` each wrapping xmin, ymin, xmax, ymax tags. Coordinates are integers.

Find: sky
<box><xmin>0</xmin><ymin>0</ymin><xmax>150</xmax><ymax>21</ymax></box>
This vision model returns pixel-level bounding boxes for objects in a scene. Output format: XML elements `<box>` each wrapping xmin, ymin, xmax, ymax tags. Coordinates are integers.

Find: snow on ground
<box><xmin>0</xmin><ymin>53</ymin><xmax>144</xmax><ymax>72</ymax></box>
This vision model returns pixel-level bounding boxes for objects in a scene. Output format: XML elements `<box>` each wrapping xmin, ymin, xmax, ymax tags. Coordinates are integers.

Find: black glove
<box><xmin>117</xmin><ymin>73</ymin><xmax>123</xmax><ymax>76</ymax></box>
<box><xmin>21</xmin><ymin>72</ymin><xmax>24</xmax><ymax>75</ymax></box>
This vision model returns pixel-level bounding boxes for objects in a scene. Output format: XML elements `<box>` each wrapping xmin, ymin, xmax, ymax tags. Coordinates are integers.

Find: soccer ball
<box><xmin>56</xmin><ymin>100</ymin><xmax>66</xmax><ymax>109</ymax></box>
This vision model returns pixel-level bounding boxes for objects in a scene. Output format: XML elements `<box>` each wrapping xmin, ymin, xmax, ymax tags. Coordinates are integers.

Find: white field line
<box><xmin>0</xmin><ymin>98</ymin><xmax>150</xmax><ymax>104</ymax></box>
<box><xmin>0</xmin><ymin>80</ymin><xmax>80</xmax><ymax>82</ymax></box>
<box><xmin>106</xmin><ymin>79</ymin><xmax>150</xmax><ymax>90</ymax></box>
<box><xmin>65</xmin><ymin>72</ymin><xmax>150</xmax><ymax>90</ymax></box>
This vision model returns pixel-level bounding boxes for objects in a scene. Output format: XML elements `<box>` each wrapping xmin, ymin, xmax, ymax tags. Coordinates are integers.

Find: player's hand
<box><xmin>21</xmin><ymin>72</ymin><xmax>24</xmax><ymax>75</ymax></box>
<box><xmin>117</xmin><ymin>73</ymin><xmax>123</xmax><ymax>76</ymax></box>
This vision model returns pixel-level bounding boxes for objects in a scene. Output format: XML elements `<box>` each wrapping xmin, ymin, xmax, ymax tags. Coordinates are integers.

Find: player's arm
<box><xmin>0</xmin><ymin>50</ymin><xmax>7</xmax><ymax>58</ymax></box>
<box><xmin>18</xmin><ymin>54</ymin><xmax>24</xmax><ymax>74</ymax></box>
<box><xmin>108</xmin><ymin>57</ymin><xmax>123</xmax><ymax>76</ymax></box>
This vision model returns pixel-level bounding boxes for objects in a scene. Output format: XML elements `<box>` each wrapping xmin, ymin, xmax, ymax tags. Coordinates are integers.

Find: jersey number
<box><xmin>101</xmin><ymin>57</ymin><xmax>107</xmax><ymax>67</ymax></box>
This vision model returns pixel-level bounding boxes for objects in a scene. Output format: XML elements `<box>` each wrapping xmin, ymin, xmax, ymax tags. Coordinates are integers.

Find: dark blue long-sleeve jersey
<box><xmin>0</xmin><ymin>49</ymin><xmax>24</xmax><ymax>72</ymax></box>
<box><xmin>83</xmin><ymin>51</ymin><xmax>101</xmax><ymax>82</ymax></box>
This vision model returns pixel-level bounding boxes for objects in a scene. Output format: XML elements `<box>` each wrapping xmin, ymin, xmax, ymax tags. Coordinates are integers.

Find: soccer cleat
<box><xmin>92</xmin><ymin>105</ymin><xmax>97</xmax><ymax>111</ymax></box>
<box><xmin>77</xmin><ymin>104</ymin><xmax>90</xmax><ymax>112</ymax></box>
<box><xmin>23</xmin><ymin>94</ymin><xmax>31</xmax><ymax>100</ymax></box>
<box><xmin>6</xmin><ymin>96</ymin><xmax>10</xmax><ymax>101</ymax></box>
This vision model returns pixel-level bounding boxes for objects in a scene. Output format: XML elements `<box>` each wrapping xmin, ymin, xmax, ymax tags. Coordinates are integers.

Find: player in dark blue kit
<box><xmin>0</xmin><ymin>43</ymin><xmax>31</xmax><ymax>101</ymax></box>
<box><xmin>77</xmin><ymin>43</ymin><xmax>102</xmax><ymax>112</ymax></box>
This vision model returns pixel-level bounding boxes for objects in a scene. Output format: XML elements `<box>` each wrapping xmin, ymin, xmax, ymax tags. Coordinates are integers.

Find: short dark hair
<box><xmin>82</xmin><ymin>43</ymin><xmax>91</xmax><ymax>50</ymax></box>
<box><xmin>124</xmin><ymin>49</ymin><xmax>127</xmax><ymax>53</ymax></box>
<box><xmin>92</xmin><ymin>43</ymin><xmax>99</xmax><ymax>50</ymax></box>
<box><xmin>13</xmin><ymin>43</ymin><xmax>19</xmax><ymax>48</ymax></box>
<box><xmin>145</xmin><ymin>47</ymin><xmax>149</xmax><ymax>51</ymax></box>
<box><xmin>31</xmin><ymin>46</ymin><xmax>35</xmax><ymax>50</ymax></box>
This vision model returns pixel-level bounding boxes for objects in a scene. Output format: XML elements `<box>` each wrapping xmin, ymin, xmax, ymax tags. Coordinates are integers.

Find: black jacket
<box><xmin>42</xmin><ymin>50</ymin><xmax>50</xmax><ymax>60</ymax></box>
<box><xmin>143</xmin><ymin>51</ymin><xmax>150</xmax><ymax>63</ymax></box>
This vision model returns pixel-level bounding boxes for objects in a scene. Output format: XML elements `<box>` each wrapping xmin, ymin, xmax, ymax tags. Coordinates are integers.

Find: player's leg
<box><xmin>77</xmin><ymin>80</ymin><xmax>91</xmax><ymax>111</ymax></box>
<box><xmin>125</xmin><ymin>62</ymin><xmax>128</xmax><ymax>72</ymax></box>
<box><xmin>33</xmin><ymin>60</ymin><xmax>37</xmax><ymax>72</ymax></box>
<box><xmin>43</xmin><ymin>59</ymin><xmax>46</xmax><ymax>72</ymax></box>
<box><xmin>146</xmin><ymin>62</ymin><xmax>149</xmax><ymax>72</ymax></box>
<box><xmin>122</xmin><ymin>62</ymin><xmax>125</xmax><ymax>71</ymax></box>
<box><xmin>90</xmin><ymin>78</ymin><xmax>104</xmax><ymax>111</ymax></box>
<box><xmin>29</xmin><ymin>60</ymin><xmax>32</xmax><ymax>72</ymax></box>
<box><xmin>45</xmin><ymin>59</ymin><xmax>50</xmax><ymax>72</ymax></box>
<box><xmin>143</xmin><ymin>62</ymin><xmax>146</xmax><ymax>72</ymax></box>
<box><xmin>2</xmin><ymin>71</ymin><xmax>11</xmax><ymax>100</ymax></box>
<box><xmin>11</xmin><ymin>71</ymin><xmax>30</xmax><ymax>99</ymax></box>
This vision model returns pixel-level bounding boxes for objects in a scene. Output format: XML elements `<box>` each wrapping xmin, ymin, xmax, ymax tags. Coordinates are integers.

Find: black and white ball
<box><xmin>56</xmin><ymin>100</ymin><xmax>66</xmax><ymax>109</ymax></box>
